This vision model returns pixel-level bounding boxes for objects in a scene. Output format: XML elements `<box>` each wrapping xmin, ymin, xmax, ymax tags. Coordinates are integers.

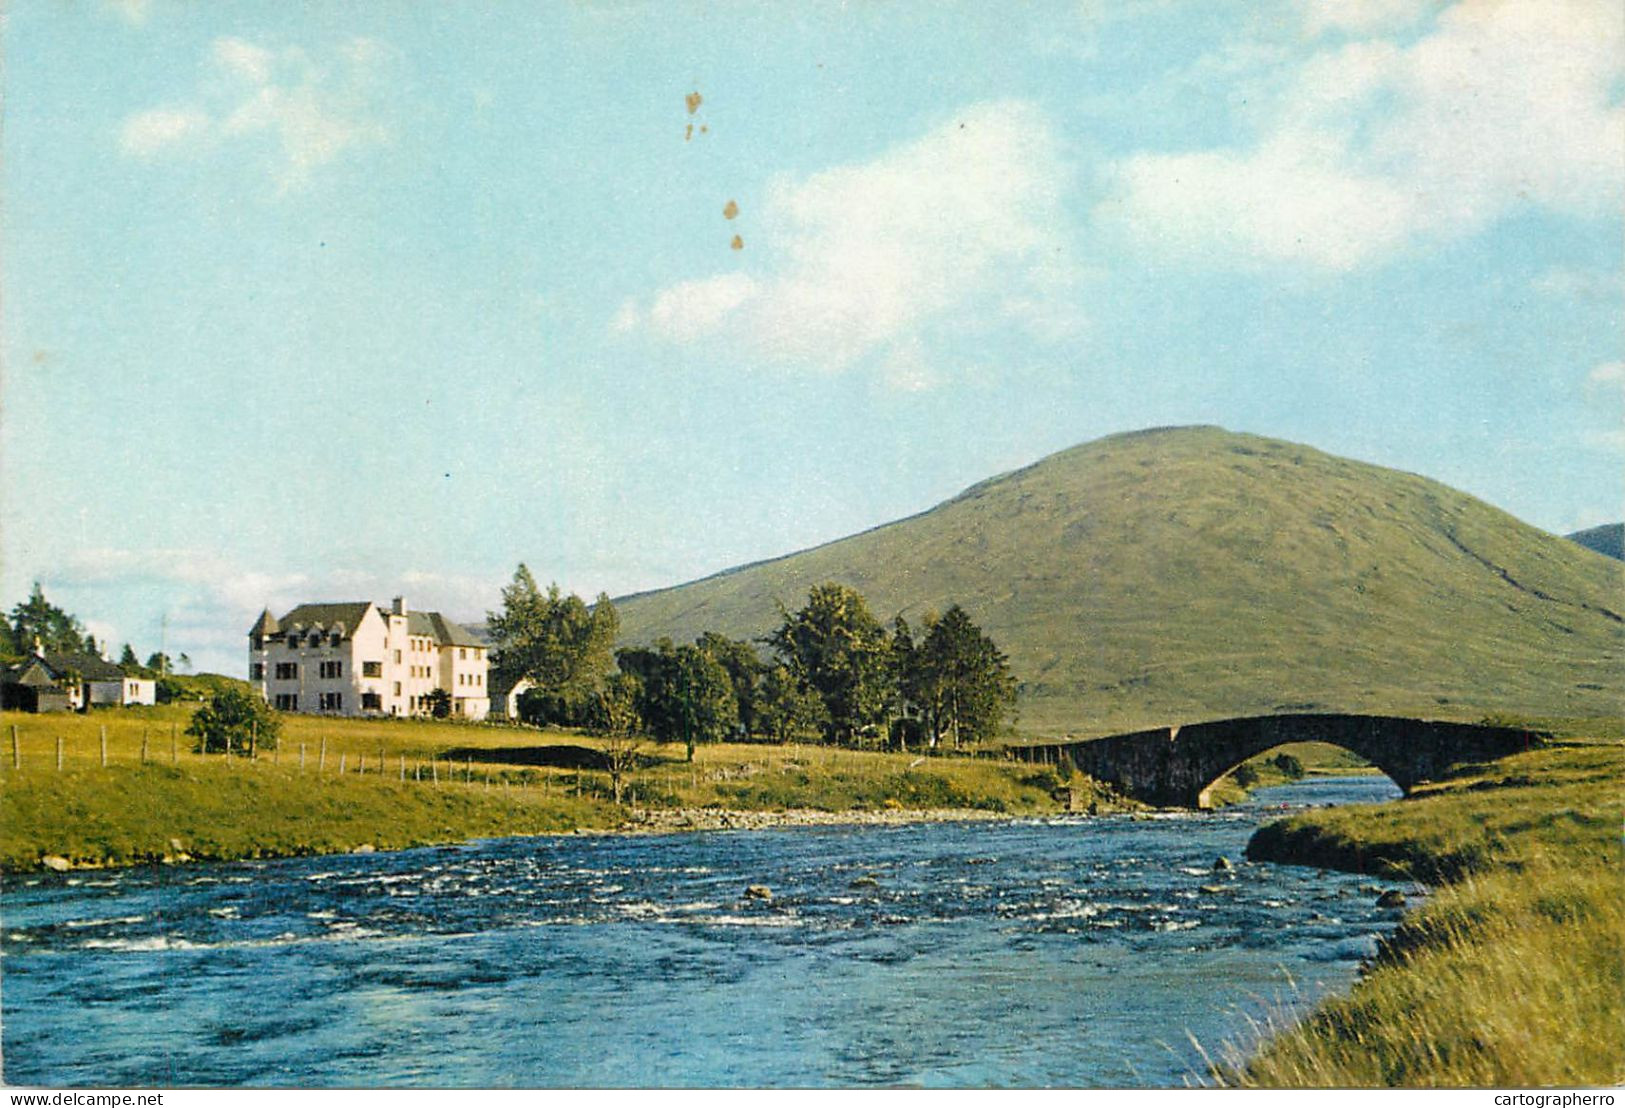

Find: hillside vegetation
<box><xmin>615</xmin><ymin>427</ymin><xmax>1623</xmax><ymax>736</ymax></box>
<box><xmin>1567</xmin><ymin>522</ymin><xmax>1623</xmax><ymax>561</ymax></box>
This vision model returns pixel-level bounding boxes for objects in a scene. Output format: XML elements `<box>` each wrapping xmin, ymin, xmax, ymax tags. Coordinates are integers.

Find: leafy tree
<box><xmin>614</xmin><ymin>640</ymin><xmax>736</xmax><ymax>761</ymax></box>
<box><xmin>696</xmin><ymin>632</ymin><xmax>762</xmax><ymax>736</ymax></box>
<box><xmin>487</xmin><ymin>565</ymin><xmax>619</xmax><ymax>722</ymax></box>
<box><xmin>187</xmin><ymin>687</ymin><xmax>280</xmax><ymax>755</ymax></box>
<box><xmin>0</xmin><ymin>619</ymin><xmax>17</xmax><ymax>658</ymax></box>
<box><xmin>754</xmin><ymin>663</ymin><xmax>824</xmax><ymax>743</ymax></box>
<box><xmin>910</xmin><ymin>605</ymin><xmax>1017</xmax><ymax>748</ymax></box>
<box><xmin>9</xmin><ymin>583</ymin><xmax>86</xmax><ymax>654</ymax></box>
<box><xmin>119</xmin><ymin>643</ymin><xmax>142</xmax><ymax>670</ymax></box>
<box><xmin>1270</xmin><ymin>752</ymin><xmax>1305</xmax><ymax>780</ymax></box>
<box><xmin>424</xmin><ymin>687</ymin><xmax>452</xmax><ymax>719</ymax></box>
<box><xmin>586</xmin><ymin>673</ymin><xmax>645</xmax><ymax>803</ymax></box>
<box><xmin>765</xmin><ymin>583</ymin><xmax>891</xmax><ymax>745</ymax></box>
<box><xmin>146</xmin><ymin>651</ymin><xmax>173</xmax><ymax>675</ymax></box>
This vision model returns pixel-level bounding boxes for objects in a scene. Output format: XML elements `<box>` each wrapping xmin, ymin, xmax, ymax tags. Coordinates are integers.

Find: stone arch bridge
<box><xmin>1012</xmin><ymin>713</ymin><xmax>1543</xmax><ymax>809</ymax></box>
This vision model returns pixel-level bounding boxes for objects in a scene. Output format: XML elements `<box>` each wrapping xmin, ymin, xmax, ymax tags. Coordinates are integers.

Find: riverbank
<box><xmin>1237</xmin><ymin>740</ymin><xmax>1624</xmax><ymax>1087</ymax></box>
<box><xmin>0</xmin><ymin>707</ymin><xmax>1079</xmax><ymax>871</ymax></box>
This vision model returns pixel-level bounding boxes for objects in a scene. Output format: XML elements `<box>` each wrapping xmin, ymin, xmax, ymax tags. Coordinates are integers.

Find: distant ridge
<box><xmin>1567</xmin><ymin>523</ymin><xmax>1623</xmax><ymax>561</ymax></box>
<box><xmin>614</xmin><ymin>427</ymin><xmax>1623</xmax><ymax>737</ymax></box>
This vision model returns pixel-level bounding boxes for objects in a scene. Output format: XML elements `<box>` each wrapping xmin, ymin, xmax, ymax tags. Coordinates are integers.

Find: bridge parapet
<box><xmin>1011</xmin><ymin>713</ymin><xmax>1543</xmax><ymax>808</ymax></box>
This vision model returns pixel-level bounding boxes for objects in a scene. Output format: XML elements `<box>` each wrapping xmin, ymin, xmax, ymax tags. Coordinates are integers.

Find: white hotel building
<box><xmin>248</xmin><ymin>597</ymin><xmax>491</xmax><ymax>720</ymax></box>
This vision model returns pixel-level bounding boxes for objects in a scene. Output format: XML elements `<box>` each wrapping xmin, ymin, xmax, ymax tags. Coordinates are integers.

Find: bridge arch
<box><xmin>1024</xmin><ymin>714</ymin><xmax>1540</xmax><ymax>809</ymax></box>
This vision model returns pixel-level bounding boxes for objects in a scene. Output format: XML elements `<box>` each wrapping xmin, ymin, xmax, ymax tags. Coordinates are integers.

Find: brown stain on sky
<box><xmin>723</xmin><ymin>200</ymin><xmax>739</xmax><ymax>220</ymax></box>
<box><xmin>685</xmin><ymin>91</ymin><xmax>703</xmax><ymax>115</ymax></box>
<box><xmin>730</xmin><ymin>234</ymin><xmax>743</xmax><ymax>251</ymax></box>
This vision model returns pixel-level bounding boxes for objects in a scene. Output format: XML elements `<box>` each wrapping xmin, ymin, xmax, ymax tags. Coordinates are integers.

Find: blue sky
<box><xmin>3</xmin><ymin>0</ymin><xmax>1621</xmax><ymax>675</ymax></box>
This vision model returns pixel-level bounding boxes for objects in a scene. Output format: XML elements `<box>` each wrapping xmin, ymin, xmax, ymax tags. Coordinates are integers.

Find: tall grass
<box><xmin>1236</xmin><ymin>741</ymin><xmax>1624</xmax><ymax>1087</ymax></box>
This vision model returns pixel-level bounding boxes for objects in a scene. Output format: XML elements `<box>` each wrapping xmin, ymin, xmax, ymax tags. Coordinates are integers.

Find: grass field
<box><xmin>1237</xmin><ymin>736</ymin><xmax>1624</xmax><ymax>1087</ymax></box>
<box><xmin>0</xmin><ymin>705</ymin><xmax>1068</xmax><ymax>869</ymax></box>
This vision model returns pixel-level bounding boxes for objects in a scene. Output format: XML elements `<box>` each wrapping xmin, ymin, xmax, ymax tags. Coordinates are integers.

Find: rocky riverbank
<box><xmin>602</xmin><ymin>805</ymin><xmax>1020</xmax><ymax>834</ymax></box>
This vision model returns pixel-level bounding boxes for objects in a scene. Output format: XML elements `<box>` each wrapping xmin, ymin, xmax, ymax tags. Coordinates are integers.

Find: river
<box><xmin>0</xmin><ymin>775</ymin><xmax>1403</xmax><ymax>1087</ymax></box>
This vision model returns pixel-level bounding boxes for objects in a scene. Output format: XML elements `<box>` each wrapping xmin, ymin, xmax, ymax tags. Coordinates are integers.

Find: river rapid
<box><xmin>1</xmin><ymin>776</ymin><xmax>1403</xmax><ymax>1088</ymax></box>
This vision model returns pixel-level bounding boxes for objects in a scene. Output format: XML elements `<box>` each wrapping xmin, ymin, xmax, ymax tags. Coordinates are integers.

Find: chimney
<box><xmin>32</xmin><ymin>636</ymin><xmax>45</xmax><ymax>659</ymax></box>
<box><xmin>392</xmin><ymin>596</ymin><xmax>407</xmax><ymax>616</ymax></box>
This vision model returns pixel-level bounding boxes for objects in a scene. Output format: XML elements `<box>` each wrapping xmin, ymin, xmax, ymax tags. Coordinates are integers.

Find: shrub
<box><xmin>187</xmin><ymin>687</ymin><xmax>280</xmax><ymax>755</ymax></box>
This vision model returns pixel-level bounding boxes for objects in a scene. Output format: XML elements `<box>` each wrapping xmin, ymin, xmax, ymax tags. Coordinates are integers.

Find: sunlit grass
<box><xmin>1234</xmin><ymin>738</ymin><xmax>1624</xmax><ymax>1087</ymax></box>
<box><xmin>0</xmin><ymin>706</ymin><xmax>1065</xmax><ymax>869</ymax></box>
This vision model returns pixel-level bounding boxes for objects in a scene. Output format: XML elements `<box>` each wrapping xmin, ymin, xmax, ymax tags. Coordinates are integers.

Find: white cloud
<box><xmin>53</xmin><ymin>549</ymin><xmax>501</xmax><ymax>676</ymax></box>
<box><xmin>609</xmin><ymin>298</ymin><xmax>642</xmax><ymax>334</ymax></box>
<box><xmin>1101</xmin><ymin>0</ymin><xmax>1624</xmax><ymax>268</ymax></box>
<box><xmin>118</xmin><ymin>36</ymin><xmax>394</xmax><ymax>191</ymax></box>
<box><xmin>119</xmin><ymin>108</ymin><xmax>210</xmax><ymax>156</ymax></box>
<box><xmin>627</xmin><ymin>100</ymin><xmax>1077</xmax><ymax>379</ymax></box>
<box><xmin>648</xmin><ymin>273</ymin><xmax>760</xmax><ymax>343</ymax></box>
<box><xmin>105</xmin><ymin>0</ymin><xmax>150</xmax><ymax>25</ymax></box>
<box><xmin>1304</xmin><ymin>0</ymin><xmax>1436</xmax><ymax>36</ymax></box>
<box><xmin>1588</xmin><ymin>361</ymin><xmax>1625</xmax><ymax>387</ymax></box>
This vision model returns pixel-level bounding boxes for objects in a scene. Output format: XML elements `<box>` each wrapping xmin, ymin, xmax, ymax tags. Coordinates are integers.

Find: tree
<box><xmin>146</xmin><ymin>651</ymin><xmax>173</xmax><ymax>675</ymax></box>
<box><xmin>83</xmin><ymin>633</ymin><xmax>100</xmax><ymax>657</ymax></box>
<box><xmin>755</xmin><ymin>663</ymin><xmax>824</xmax><ymax>743</ymax></box>
<box><xmin>910</xmin><ymin>605</ymin><xmax>1017</xmax><ymax>748</ymax></box>
<box><xmin>11</xmin><ymin>583</ymin><xmax>87</xmax><ymax>654</ymax></box>
<box><xmin>614</xmin><ymin>640</ymin><xmax>736</xmax><ymax>761</ymax></box>
<box><xmin>586</xmin><ymin>673</ymin><xmax>644</xmax><ymax>804</ymax></box>
<box><xmin>487</xmin><ymin>565</ymin><xmax>619</xmax><ymax>723</ymax></box>
<box><xmin>119</xmin><ymin>643</ymin><xmax>142</xmax><ymax>670</ymax></box>
<box><xmin>187</xmin><ymin>687</ymin><xmax>280</xmax><ymax>755</ymax></box>
<box><xmin>696</xmin><ymin>632</ymin><xmax>761</xmax><ymax>737</ymax></box>
<box><xmin>424</xmin><ymin>687</ymin><xmax>452</xmax><ymax>719</ymax></box>
<box><xmin>765</xmin><ymin>583</ymin><xmax>891</xmax><ymax>745</ymax></box>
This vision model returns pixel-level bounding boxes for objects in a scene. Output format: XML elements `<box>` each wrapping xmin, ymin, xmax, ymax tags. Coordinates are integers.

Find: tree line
<box><xmin>487</xmin><ymin>567</ymin><xmax>1017</xmax><ymax>759</ymax></box>
<box><xmin>3</xmin><ymin>582</ymin><xmax>193</xmax><ymax>687</ymax></box>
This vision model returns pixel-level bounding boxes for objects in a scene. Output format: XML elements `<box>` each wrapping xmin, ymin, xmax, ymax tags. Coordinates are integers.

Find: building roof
<box><xmin>4</xmin><ymin>657</ymin><xmax>64</xmax><ymax>687</ymax></box>
<box><xmin>417</xmin><ymin>611</ymin><xmax>485</xmax><ymax>648</ymax></box>
<box><xmin>44</xmin><ymin>651</ymin><xmax>125</xmax><ymax>682</ymax></box>
<box><xmin>276</xmin><ymin>602</ymin><xmax>377</xmax><ymax>639</ymax></box>
<box><xmin>249</xmin><ymin>608</ymin><xmax>280</xmax><ymax>636</ymax></box>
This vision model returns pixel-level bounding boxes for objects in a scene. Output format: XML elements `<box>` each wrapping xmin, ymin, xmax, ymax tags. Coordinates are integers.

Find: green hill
<box><xmin>1567</xmin><ymin>523</ymin><xmax>1623</xmax><ymax>561</ymax></box>
<box><xmin>614</xmin><ymin>427</ymin><xmax>1623</xmax><ymax>737</ymax></box>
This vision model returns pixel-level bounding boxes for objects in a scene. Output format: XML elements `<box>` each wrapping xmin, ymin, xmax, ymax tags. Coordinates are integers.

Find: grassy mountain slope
<box><xmin>1567</xmin><ymin>522</ymin><xmax>1623</xmax><ymax>561</ymax></box>
<box><xmin>614</xmin><ymin>427</ymin><xmax>1622</xmax><ymax>737</ymax></box>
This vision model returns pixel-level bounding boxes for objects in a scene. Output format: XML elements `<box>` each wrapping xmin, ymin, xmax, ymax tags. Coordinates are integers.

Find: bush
<box><xmin>187</xmin><ymin>687</ymin><xmax>281</xmax><ymax>755</ymax></box>
<box><xmin>1271</xmin><ymin>752</ymin><xmax>1305</xmax><ymax>779</ymax></box>
<box><xmin>1233</xmin><ymin>762</ymin><xmax>1260</xmax><ymax>787</ymax></box>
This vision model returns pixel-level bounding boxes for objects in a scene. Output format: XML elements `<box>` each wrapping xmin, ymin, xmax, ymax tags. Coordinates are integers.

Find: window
<box><xmin>393</xmin><ymin>681</ymin><xmax>401</xmax><ymax>695</ymax></box>
<box><xmin>286</xmin><ymin>634</ymin><xmax>300</xmax><ymax>649</ymax></box>
<box><xmin>459</xmin><ymin>648</ymin><xmax>466</xmax><ymax>660</ymax></box>
<box><xmin>319</xmin><ymin>661</ymin><xmax>342</xmax><ymax>679</ymax></box>
<box><xmin>274</xmin><ymin>694</ymin><xmax>298</xmax><ymax>710</ymax></box>
<box><xmin>274</xmin><ymin>662</ymin><xmax>298</xmax><ymax>680</ymax></box>
<box><xmin>250</xmin><ymin>662</ymin><xmax>265</xmax><ymax>680</ymax></box>
<box><xmin>329</xmin><ymin>633</ymin><xmax>341</xmax><ymax>647</ymax></box>
<box><xmin>362</xmin><ymin>661</ymin><xmax>382</xmax><ymax>678</ymax></box>
<box><xmin>394</xmin><ymin>650</ymin><xmax>402</xmax><ymax>664</ymax></box>
<box><xmin>361</xmin><ymin>692</ymin><xmax>382</xmax><ymax>711</ymax></box>
<box><xmin>319</xmin><ymin>692</ymin><xmax>342</xmax><ymax>711</ymax></box>
<box><xmin>250</xmin><ymin>634</ymin><xmax>262</xmax><ymax>650</ymax></box>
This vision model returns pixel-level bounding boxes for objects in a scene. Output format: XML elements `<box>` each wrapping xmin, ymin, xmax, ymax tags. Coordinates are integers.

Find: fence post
<box><xmin>11</xmin><ymin>724</ymin><xmax>19</xmax><ymax>770</ymax></box>
<box><xmin>319</xmin><ymin>737</ymin><xmax>327</xmax><ymax>772</ymax></box>
<box><xmin>431</xmin><ymin>759</ymin><xmax>438</xmax><ymax>785</ymax></box>
<box><xmin>56</xmin><ymin>736</ymin><xmax>64</xmax><ymax>772</ymax></box>
<box><xmin>466</xmin><ymin>757</ymin><xmax>472</xmax><ymax>784</ymax></box>
<box><xmin>339</xmin><ymin>752</ymin><xmax>347</xmax><ymax>775</ymax></box>
<box><xmin>250</xmin><ymin>721</ymin><xmax>257</xmax><ymax>760</ymax></box>
<box><xmin>225</xmin><ymin>734</ymin><xmax>232</xmax><ymax>765</ymax></box>
<box><xmin>300</xmin><ymin>743</ymin><xmax>307</xmax><ymax>772</ymax></box>
<box><xmin>274</xmin><ymin>743</ymin><xmax>280</xmax><ymax>765</ymax></box>
<box><xmin>141</xmin><ymin>728</ymin><xmax>150</xmax><ymax>765</ymax></box>
<box><xmin>399</xmin><ymin>754</ymin><xmax>405</xmax><ymax>781</ymax></box>
<box><xmin>171</xmin><ymin>723</ymin><xmax>178</xmax><ymax>764</ymax></box>
<box><xmin>100</xmin><ymin>725</ymin><xmax>108</xmax><ymax>768</ymax></box>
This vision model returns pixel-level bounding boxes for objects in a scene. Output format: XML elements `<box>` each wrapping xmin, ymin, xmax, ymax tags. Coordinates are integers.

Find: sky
<box><xmin>3</xmin><ymin>0</ymin><xmax>1621</xmax><ymax>676</ymax></box>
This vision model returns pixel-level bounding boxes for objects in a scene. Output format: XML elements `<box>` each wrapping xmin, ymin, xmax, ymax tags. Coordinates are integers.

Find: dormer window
<box><xmin>329</xmin><ymin>633</ymin><xmax>341</xmax><ymax>647</ymax></box>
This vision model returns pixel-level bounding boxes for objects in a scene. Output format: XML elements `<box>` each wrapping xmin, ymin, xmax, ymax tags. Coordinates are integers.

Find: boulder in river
<box><xmin>41</xmin><ymin>855</ymin><xmax>72</xmax><ymax>872</ymax></box>
<box><xmin>744</xmin><ymin>884</ymin><xmax>773</xmax><ymax>901</ymax></box>
<box><xmin>1213</xmin><ymin>856</ymin><xmax>1234</xmax><ymax>872</ymax></box>
<box><xmin>849</xmin><ymin>875</ymin><xmax>880</xmax><ymax>889</ymax></box>
<box><xmin>1376</xmin><ymin>889</ymin><xmax>1407</xmax><ymax>909</ymax></box>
